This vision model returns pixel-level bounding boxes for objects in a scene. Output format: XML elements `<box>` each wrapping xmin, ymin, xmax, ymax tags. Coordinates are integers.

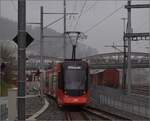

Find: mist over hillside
<box><xmin>0</xmin><ymin>17</ymin><xmax>97</xmax><ymax>58</ymax></box>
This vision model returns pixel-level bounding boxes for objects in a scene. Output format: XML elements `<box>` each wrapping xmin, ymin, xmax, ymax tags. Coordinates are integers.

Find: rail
<box><xmin>65</xmin><ymin>111</ymin><xmax>72</xmax><ymax>121</ymax></box>
<box><xmin>65</xmin><ymin>110</ymin><xmax>90</xmax><ymax>121</ymax></box>
<box><xmin>83</xmin><ymin>106</ymin><xmax>131</xmax><ymax>120</ymax></box>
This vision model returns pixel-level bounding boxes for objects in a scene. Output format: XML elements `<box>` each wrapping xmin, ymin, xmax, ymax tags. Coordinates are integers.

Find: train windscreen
<box><xmin>64</xmin><ymin>65</ymin><xmax>86</xmax><ymax>90</ymax></box>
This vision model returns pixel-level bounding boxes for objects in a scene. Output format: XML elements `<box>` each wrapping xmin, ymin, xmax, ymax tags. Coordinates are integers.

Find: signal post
<box><xmin>18</xmin><ymin>0</ymin><xmax>26</xmax><ymax>120</ymax></box>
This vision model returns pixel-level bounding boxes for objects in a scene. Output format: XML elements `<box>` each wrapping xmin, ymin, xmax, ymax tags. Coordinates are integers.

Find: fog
<box><xmin>0</xmin><ymin>0</ymin><xmax>150</xmax><ymax>53</ymax></box>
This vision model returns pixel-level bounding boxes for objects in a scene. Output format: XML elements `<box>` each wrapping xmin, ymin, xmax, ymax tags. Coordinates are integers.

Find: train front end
<box><xmin>56</xmin><ymin>60</ymin><xmax>90</xmax><ymax>107</ymax></box>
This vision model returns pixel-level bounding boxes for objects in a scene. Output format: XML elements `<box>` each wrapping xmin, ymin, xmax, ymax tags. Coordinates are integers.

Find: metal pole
<box><xmin>123</xmin><ymin>35</ymin><xmax>127</xmax><ymax>89</ymax></box>
<box><xmin>0</xmin><ymin>63</ymin><xmax>3</xmax><ymax>96</ymax></box>
<box><xmin>18</xmin><ymin>0</ymin><xmax>26</xmax><ymax>120</ymax></box>
<box><xmin>0</xmin><ymin>0</ymin><xmax>1</xmax><ymax>17</ymax></box>
<box><xmin>0</xmin><ymin>61</ymin><xmax>2</xmax><ymax>96</ymax></box>
<box><xmin>148</xmin><ymin>47</ymin><xmax>150</xmax><ymax>84</ymax></box>
<box><xmin>121</xmin><ymin>18</ymin><xmax>127</xmax><ymax>34</ymax></box>
<box><xmin>40</xmin><ymin>6</ymin><xmax>44</xmax><ymax>96</ymax></box>
<box><xmin>121</xmin><ymin>18</ymin><xmax>127</xmax><ymax>89</ymax></box>
<box><xmin>64</xmin><ymin>0</ymin><xmax>66</xmax><ymax>58</ymax></box>
<box><xmin>126</xmin><ymin>0</ymin><xmax>132</xmax><ymax>94</ymax></box>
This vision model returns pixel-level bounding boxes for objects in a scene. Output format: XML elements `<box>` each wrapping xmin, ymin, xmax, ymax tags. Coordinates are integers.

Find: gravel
<box><xmin>25</xmin><ymin>96</ymin><xmax>44</xmax><ymax>119</ymax></box>
<box><xmin>36</xmin><ymin>97</ymin><xmax>65</xmax><ymax>121</ymax></box>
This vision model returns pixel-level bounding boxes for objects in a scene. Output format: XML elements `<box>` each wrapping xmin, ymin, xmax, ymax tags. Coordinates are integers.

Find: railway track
<box><xmin>65</xmin><ymin>110</ymin><xmax>91</xmax><ymax>121</ymax></box>
<box><xmin>64</xmin><ymin>106</ymin><xmax>131</xmax><ymax>121</ymax></box>
<box><xmin>39</xmin><ymin>96</ymin><xmax>132</xmax><ymax>121</ymax></box>
<box><xmin>83</xmin><ymin>106</ymin><xmax>131</xmax><ymax>121</ymax></box>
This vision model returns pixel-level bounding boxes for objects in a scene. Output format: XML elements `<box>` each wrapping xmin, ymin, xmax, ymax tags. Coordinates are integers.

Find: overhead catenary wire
<box><xmin>73</xmin><ymin>0</ymin><xmax>88</xmax><ymax>30</ymax></box>
<box><xmin>69</xmin><ymin>0</ymin><xmax>98</xmax><ymax>30</ymax></box>
<box><xmin>84</xmin><ymin>1</ymin><xmax>97</xmax><ymax>13</ymax></box>
<box><xmin>70</xmin><ymin>0</ymin><xmax>99</xmax><ymax>29</ymax></box>
<box><xmin>68</xmin><ymin>0</ymin><xmax>78</xmax><ymax>30</ymax></box>
<box><xmin>43</xmin><ymin>16</ymin><xmax>64</xmax><ymax>29</ymax></box>
<box><xmin>85</xmin><ymin>5</ymin><xmax>124</xmax><ymax>33</ymax></box>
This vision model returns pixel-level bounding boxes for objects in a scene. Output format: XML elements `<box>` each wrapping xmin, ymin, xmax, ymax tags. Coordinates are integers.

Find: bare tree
<box><xmin>0</xmin><ymin>41</ymin><xmax>17</xmax><ymax>96</ymax></box>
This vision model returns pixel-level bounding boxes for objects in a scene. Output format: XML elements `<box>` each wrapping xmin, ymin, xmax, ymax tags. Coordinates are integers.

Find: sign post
<box><xmin>17</xmin><ymin>0</ymin><xmax>26</xmax><ymax>120</ymax></box>
<box><xmin>13</xmin><ymin>1</ymin><xmax>33</xmax><ymax>120</ymax></box>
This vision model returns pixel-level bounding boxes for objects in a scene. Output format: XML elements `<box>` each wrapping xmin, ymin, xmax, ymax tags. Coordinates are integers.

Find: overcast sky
<box><xmin>1</xmin><ymin>0</ymin><xmax>150</xmax><ymax>53</ymax></box>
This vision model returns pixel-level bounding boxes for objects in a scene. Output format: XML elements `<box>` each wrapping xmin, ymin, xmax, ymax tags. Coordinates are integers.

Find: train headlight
<box><xmin>64</xmin><ymin>91</ymin><xmax>67</xmax><ymax>94</ymax></box>
<box><xmin>83</xmin><ymin>91</ymin><xmax>86</xmax><ymax>94</ymax></box>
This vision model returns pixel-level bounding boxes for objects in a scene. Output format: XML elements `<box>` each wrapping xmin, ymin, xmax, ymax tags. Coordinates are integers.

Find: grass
<box><xmin>0</xmin><ymin>81</ymin><xmax>16</xmax><ymax>96</ymax></box>
<box><xmin>0</xmin><ymin>81</ymin><xmax>8</xmax><ymax>96</ymax></box>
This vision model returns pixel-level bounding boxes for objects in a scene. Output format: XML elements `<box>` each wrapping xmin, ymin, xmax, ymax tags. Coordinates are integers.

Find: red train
<box><xmin>90</xmin><ymin>69</ymin><xmax>119</xmax><ymax>88</ymax></box>
<box><xmin>44</xmin><ymin>59</ymin><xmax>90</xmax><ymax>107</ymax></box>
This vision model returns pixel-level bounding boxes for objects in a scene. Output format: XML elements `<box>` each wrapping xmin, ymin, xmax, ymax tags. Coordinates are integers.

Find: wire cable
<box><xmin>73</xmin><ymin>0</ymin><xmax>88</xmax><ymax>30</ymax></box>
<box><xmin>84</xmin><ymin>1</ymin><xmax>97</xmax><ymax>13</ymax></box>
<box><xmin>85</xmin><ymin>5</ymin><xmax>123</xmax><ymax>33</ymax></box>
<box><xmin>70</xmin><ymin>0</ymin><xmax>97</xmax><ymax>30</ymax></box>
<box><xmin>43</xmin><ymin>16</ymin><xmax>64</xmax><ymax>29</ymax></box>
<box><xmin>69</xmin><ymin>0</ymin><xmax>78</xmax><ymax>30</ymax></box>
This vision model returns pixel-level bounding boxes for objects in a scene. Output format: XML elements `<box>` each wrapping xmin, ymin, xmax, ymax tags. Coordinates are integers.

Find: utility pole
<box><xmin>123</xmin><ymin>36</ymin><xmax>127</xmax><ymax>89</ymax></box>
<box><xmin>126</xmin><ymin>0</ymin><xmax>132</xmax><ymax>94</ymax></box>
<box><xmin>64</xmin><ymin>0</ymin><xmax>67</xmax><ymax>59</ymax></box>
<box><xmin>40</xmin><ymin>6</ymin><xmax>44</xmax><ymax>96</ymax></box>
<box><xmin>121</xmin><ymin>18</ymin><xmax>127</xmax><ymax>34</ymax></box>
<box><xmin>121</xmin><ymin>17</ymin><xmax>127</xmax><ymax>89</ymax></box>
<box><xmin>124</xmin><ymin>1</ymin><xmax>150</xmax><ymax>94</ymax></box>
<box><xmin>0</xmin><ymin>0</ymin><xmax>1</xmax><ymax>17</ymax></box>
<box><xmin>149</xmin><ymin>0</ymin><xmax>150</xmax><ymax>75</ymax></box>
<box><xmin>18</xmin><ymin>0</ymin><xmax>26</xmax><ymax>120</ymax></box>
